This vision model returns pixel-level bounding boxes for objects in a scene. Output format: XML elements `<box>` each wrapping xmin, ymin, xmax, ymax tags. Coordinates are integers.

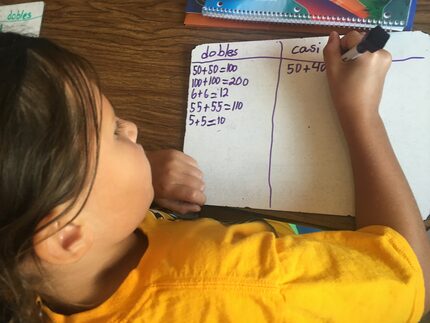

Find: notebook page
<box><xmin>184</xmin><ymin>31</ymin><xmax>430</xmax><ymax>219</ymax></box>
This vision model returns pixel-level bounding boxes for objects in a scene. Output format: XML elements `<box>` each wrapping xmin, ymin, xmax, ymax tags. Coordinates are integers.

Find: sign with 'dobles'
<box><xmin>0</xmin><ymin>1</ymin><xmax>44</xmax><ymax>36</ymax></box>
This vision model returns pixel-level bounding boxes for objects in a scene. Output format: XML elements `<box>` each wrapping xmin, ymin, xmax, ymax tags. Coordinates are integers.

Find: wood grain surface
<box><xmin>2</xmin><ymin>0</ymin><xmax>429</xmax><ymax>229</ymax></box>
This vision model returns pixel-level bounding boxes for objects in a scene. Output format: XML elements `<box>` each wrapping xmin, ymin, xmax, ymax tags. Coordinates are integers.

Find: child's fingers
<box><xmin>159</xmin><ymin>170</ymin><xmax>204</xmax><ymax>192</ymax></box>
<box><xmin>177</xmin><ymin>174</ymin><xmax>205</xmax><ymax>192</ymax></box>
<box><xmin>339</xmin><ymin>30</ymin><xmax>364</xmax><ymax>52</ymax></box>
<box><xmin>166</xmin><ymin>184</ymin><xmax>206</xmax><ymax>206</ymax></box>
<box><xmin>375</xmin><ymin>49</ymin><xmax>393</xmax><ymax>69</ymax></box>
<box><xmin>323</xmin><ymin>31</ymin><xmax>341</xmax><ymax>65</ymax></box>
<box><xmin>181</xmin><ymin>185</ymin><xmax>206</xmax><ymax>205</ymax></box>
<box><xmin>180</xmin><ymin>164</ymin><xmax>204</xmax><ymax>180</ymax></box>
<box><xmin>179</xmin><ymin>152</ymin><xmax>200</xmax><ymax>168</ymax></box>
<box><xmin>167</xmin><ymin>149</ymin><xmax>200</xmax><ymax>168</ymax></box>
<box><xmin>165</xmin><ymin>150</ymin><xmax>204</xmax><ymax>178</ymax></box>
<box><xmin>155</xmin><ymin>198</ymin><xmax>201</xmax><ymax>214</ymax></box>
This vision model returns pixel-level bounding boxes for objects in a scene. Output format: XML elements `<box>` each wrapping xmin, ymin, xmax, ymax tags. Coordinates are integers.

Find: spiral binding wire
<box><xmin>202</xmin><ymin>6</ymin><xmax>404</xmax><ymax>30</ymax></box>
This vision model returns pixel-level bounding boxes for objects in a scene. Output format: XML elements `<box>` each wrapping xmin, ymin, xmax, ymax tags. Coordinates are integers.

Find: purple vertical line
<box><xmin>268</xmin><ymin>41</ymin><xmax>284</xmax><ymax>208</ymax></box>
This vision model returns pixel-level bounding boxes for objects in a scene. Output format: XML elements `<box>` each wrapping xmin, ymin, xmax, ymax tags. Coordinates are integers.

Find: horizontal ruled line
<box><xmin>192</xmin><ymin>56</ymin><xmax>425</xmax><ymax>65</ymax></box>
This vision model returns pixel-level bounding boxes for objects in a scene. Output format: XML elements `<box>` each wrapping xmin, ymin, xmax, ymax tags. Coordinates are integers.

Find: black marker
<box><xmin>341</xmin><ymin>25</ymin><xmax>390</xmax><ymax>62</ymax></box>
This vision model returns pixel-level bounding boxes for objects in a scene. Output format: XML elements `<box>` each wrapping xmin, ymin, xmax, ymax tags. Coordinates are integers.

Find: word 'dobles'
<box><xmin>7</xmin><ymin>10</ymin><xmax>32</xmax><ymax>21</ymax></box>
<box><xmin>201</xmin><ymin>44</ymin><xmax>239</xmax><ymax>60</ymax></box>
<box><xmin>0</xmin><ymin>2</ymin><xmax>45</xmax><ymax>36</ymax></box>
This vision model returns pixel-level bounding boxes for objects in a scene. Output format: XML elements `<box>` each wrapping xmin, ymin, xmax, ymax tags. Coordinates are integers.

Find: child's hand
<box><xmin>323</xmin><ymin>31</ymin><xmax>392</xmax><ymax>126</ymax></box>
<box><xmin>146</xmin><ymin>149</ymin><xmax>206</xmax><ymax>214</ymax></box>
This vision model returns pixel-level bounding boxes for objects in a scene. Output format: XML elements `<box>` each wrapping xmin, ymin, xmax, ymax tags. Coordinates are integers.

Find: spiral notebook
<box><xmin>202</xmin><ymin>0</ymin><xmax>416</xmax><ymax>31</ymax></box>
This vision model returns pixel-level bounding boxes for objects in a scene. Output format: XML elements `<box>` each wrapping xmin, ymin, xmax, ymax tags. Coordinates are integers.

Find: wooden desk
<box><xmin>4</xmin><ymin>0</ymin><xmax>429</xmax><ymax>230</ymax></box>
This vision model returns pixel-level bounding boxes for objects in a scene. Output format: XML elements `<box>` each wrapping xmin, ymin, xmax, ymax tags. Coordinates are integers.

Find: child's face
<box><xmin>80</xmin><ymin>94</ymin><xmax>154</xmax><ymax>245</ymax></box>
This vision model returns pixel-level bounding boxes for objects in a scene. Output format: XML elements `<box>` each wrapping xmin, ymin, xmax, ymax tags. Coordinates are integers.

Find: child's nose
<box><xmin>124</xmin><ymin>120</ymin><xmax>138</xmax><ymax>143</ymax></box>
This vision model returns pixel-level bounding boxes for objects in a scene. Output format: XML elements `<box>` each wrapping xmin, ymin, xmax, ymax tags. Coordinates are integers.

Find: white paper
<box><xmin>184</xmin><ymin>31</ymin><xmax>430</xmax><ymax>219</ymax></box>
<box><xmin>0</xmin><ymin>1</ymin><xmax>44</xmax><ymax>36</ymax></box>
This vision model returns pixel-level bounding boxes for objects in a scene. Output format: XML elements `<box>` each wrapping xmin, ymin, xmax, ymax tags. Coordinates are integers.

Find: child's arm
<box><xmin>324</xmin><ymin>31</ymin><xmax>430</xmax><ymax>314</ymax></box>
<box><xmin>146</xmin><ymin>149</ymin><xmax>206</xmax><ymax>214</ymax></box>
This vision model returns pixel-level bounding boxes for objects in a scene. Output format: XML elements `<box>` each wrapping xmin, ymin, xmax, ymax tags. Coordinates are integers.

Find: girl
<box><xmin>0</xmin><ymin>31</ymin><xmax>428</xmax><ymax>322</ymax></box>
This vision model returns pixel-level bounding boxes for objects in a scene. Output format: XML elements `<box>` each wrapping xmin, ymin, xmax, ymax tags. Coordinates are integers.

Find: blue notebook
<box><xmin>202</xmin><ymin>0</ymin><xmax>416</xmax><ymax>31</ymax></box>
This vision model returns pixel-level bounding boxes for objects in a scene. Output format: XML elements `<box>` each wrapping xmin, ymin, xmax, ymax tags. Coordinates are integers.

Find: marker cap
<box><xmin>357</xmin><ymin>25</ymin><xmax>390</xmax><ymax>53</ymax></box>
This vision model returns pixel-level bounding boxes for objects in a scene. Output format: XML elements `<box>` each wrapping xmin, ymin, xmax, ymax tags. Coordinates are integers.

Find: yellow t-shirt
<box><xmin>44</xmin><ymin>210</ymin><xmax>424</xmax><ymax>322</ymax></box>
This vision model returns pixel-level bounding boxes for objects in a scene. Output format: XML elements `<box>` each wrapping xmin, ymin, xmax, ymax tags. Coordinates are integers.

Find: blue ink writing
<box><xmin>286</xmin><ymin>62</ymin><xmax>326</xmax><ymax>74</ymax></box>
<box><xmin>201</xmin><ymin>44</ymin><xmax>239</xmax><ymax>60</ymax></box>
<box><xmin>193</xmin><ymin>63</ymin><xmax>238</xmax><ymax>76</ymax></box>
<box><xmin>291</xmin><ymin>43</ymin><xmax>321</xmax><ymax>55</ymax></box>
<box><xmin>188</xmin><ymin>115</ymin><xmax>226</xmax><ymax>127</ymax></box>
<box><xmin>7</xmin><ymin>10</ymin><xmax>32</xmax><ymax>21</ymax></box>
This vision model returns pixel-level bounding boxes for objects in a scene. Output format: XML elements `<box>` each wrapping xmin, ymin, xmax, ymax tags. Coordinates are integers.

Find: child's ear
<box><xmin>33</xmin><ymin>218</ymin><xmax>93</xmax><ymax>265</ymax></box>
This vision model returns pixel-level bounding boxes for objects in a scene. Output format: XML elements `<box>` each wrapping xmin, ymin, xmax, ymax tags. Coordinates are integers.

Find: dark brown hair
<box><xmin>0</xmin><ymin>32</ymin><xmax>100</xmax><ymax>322</ymax></box>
